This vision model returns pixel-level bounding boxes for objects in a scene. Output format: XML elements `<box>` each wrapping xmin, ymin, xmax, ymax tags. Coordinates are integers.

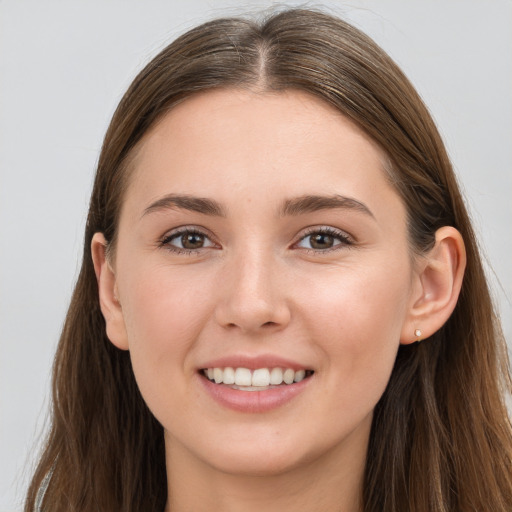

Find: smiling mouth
<box><xmin>201</xmin><ymin>367</ymin><xmax>314</xmax><ymax>391</ymax></box>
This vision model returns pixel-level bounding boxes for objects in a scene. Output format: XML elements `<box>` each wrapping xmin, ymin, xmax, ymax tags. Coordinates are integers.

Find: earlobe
<box><xmin>91</xmin><ymin>233</ymin><xmax>129</xmax><ymax>351</ymax></box>
<box><xmin>400</xmin><ymin>226</ymin><xmax>466</xmax><ymax>344</ymax></box>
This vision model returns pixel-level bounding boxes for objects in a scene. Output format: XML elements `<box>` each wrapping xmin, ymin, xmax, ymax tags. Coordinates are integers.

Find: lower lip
<box><xmin>199</xmin><ymin>373</ymin><xmax>312</xmax><ymax>413</ymax></box>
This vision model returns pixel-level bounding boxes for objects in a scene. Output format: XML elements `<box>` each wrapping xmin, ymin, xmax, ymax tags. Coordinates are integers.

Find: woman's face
<box><xmin>108</xmin><ymin>89</ymin><xmax>420</xmax><ymax>476</ymax></box>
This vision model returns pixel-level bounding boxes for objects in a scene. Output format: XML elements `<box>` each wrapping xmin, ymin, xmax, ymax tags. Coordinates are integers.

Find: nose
<box><xmin>214</xmin><ymin>251</ymin><xmax>291</xmax><ymax>334</ymax></box>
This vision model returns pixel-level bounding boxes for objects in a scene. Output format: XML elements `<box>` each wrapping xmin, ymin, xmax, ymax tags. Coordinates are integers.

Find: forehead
<box><xmin>122</xmin><ymin>88</ymin><xmax>402</xmax><ymax>222</ymax></box>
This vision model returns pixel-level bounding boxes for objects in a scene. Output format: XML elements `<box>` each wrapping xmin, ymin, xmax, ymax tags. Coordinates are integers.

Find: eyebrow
<box><xmin>280</xmin><ymin>194</ymin><xmax>374</xmax><ymax>218</ymax></box>
<box><xmin>142</xmin><ymin>194</ymin><xmax>226</xmax><ymax>218</ymax></box>
<box><xmin>141</xmin><ymin>193</ymin><xmax>373</xmax><ymax>220</ymax></box>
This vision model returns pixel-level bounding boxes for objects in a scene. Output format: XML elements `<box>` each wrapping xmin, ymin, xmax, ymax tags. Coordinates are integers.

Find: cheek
<box><xmin>301</xmin><ymin>260</ymin><xmax>410</xmax><ymax>334</ymax></box>
<box><xmin>117</xmin><ymin>264</ymin><xmax>215</xmax><ymax>406</ymax></box>
<box><xmin>121</xmin><ymin>261</ymin><xmax>216</xmax><ymax>342</ymax></box>
<box><xmin>297</xmin><ymin>260</ymin><xmax>410</xmax><ymax>401</ymax></box>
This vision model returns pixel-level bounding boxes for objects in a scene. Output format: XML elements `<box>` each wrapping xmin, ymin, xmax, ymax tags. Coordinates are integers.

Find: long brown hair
<box><xmin>26</xmin><ymin>8</ymin><xmax>512</xmax><ymax>511</ymax></box>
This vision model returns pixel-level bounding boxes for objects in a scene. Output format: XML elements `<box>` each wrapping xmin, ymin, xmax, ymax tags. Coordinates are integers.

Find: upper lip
<box><xmin>199</xmin><ymin>354</ymin><xmax>311</xmax><ymax>371</ymax></box>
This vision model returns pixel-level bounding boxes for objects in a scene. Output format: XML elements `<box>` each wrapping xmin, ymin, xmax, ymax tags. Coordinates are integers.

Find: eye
<box><xmin>160</xmin><ymin>228</ymin><xmax>216</xmax><ymax>253</ymax></box>
<box><xmin>295</xmin><ymin>227</ymin><xmax>353</xmax><ymax>251</ymax></box>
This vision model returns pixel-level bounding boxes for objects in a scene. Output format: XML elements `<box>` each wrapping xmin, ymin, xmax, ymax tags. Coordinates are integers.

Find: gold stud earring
<box><xmin>414</xmin><ymin>328</ymin><xmax>422</xmax><ymax>342</ymax></box>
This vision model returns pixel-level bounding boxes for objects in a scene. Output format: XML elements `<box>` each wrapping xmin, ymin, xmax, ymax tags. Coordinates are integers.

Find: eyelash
<box><xmin>159</xmin><ymin>227</ymin><xmax>218</xmax><ymax>256</ymax></box>
<box><xmin>158</xmin><ymin>226</ymin><xmax>354</xmax><ymax>255</ymax></box>
<box><xmin>294</xmin><ymin>226</ymin><xmax>354</xmax><ymax>253</ymax></box>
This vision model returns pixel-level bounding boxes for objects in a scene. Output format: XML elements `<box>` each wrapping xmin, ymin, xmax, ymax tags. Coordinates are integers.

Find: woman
<box><xmin>25</xmin><ymin>8</ymin><xmax>512</xmax><ymax>512</ymax></box>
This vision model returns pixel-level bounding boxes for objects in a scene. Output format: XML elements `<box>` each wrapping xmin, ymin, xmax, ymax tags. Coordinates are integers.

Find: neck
<box><xmin>163</xmin><ymin>425</ymin><xmax>368</xmax><ymax>512</ymax></box>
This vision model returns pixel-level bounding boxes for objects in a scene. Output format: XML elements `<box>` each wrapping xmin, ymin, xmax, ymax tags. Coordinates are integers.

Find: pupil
<box><xmin>311</xmin><ymin>233</ymin><xmax>333</xmax><ymax>249</ymax></box>
<box><xmin>182</xmin><ymin>233</ymin><xmax>204</xmax><ymax>249</ymax></box>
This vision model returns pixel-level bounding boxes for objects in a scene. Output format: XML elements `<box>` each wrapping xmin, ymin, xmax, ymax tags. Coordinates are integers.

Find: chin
<box><xmin>188</xmin><ymin>426</ymin><xmax>335</xmax><ymax>478</ymax></box>
<box><xmin>205</xmin><ymin>447</ymin><xmax>308</xmax><ymax>477</ymax></box>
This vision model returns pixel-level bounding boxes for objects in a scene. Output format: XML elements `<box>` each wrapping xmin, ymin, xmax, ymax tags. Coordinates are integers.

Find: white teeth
<box><xmin>283</xmin><ymin>368</ymin><xmax>295</xmax><ymax>385</ymax></box>
<box><xmin>294</xmin><ymin>369</ymin><xmax>306</xmax><ymax>382</ymax></box>
<box><xmin>213</xmin><ymin>368</ymin><xmax>223</xmax><ymax>384</ymax></box>
<box><xmin>269</xmin><ymin>367</ymin><xmax>283</xmax><ymax>385</ymax></box>
<box><xmin>234</xmin><ymin>367</ymin><xmax>252</xmax><ymax>386</ymax></box>
<box><xmin>203</xmin><ymin>366</ymin><xmax>311</xmax><ymax>388</ymax></box>
<box><xmin>223</xmin><ymin>367</ymin><xmax>235</xmax><ymax>385</ymax></box>
<box><xmin>252</xmin><ymin>368</ymin><xmax>270</xmax><ymax>386</ymax></box>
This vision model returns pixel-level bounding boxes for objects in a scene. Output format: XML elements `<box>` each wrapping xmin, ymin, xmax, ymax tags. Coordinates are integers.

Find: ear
<box><xmin>91</xmin><ymin>233</ymin><xmax>129</xmax><ymax>350</ymax></box>
<box><xmin>400</xmin><ymin>226</ymin><xmax>466</xmax><ymax>344</ymax></box>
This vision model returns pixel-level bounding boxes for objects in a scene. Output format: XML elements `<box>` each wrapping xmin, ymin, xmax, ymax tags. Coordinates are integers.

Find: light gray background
<box><xmin>1</xmin><ymin>1</ymin><xmax>510</xmax><ymax>510</ymax></box>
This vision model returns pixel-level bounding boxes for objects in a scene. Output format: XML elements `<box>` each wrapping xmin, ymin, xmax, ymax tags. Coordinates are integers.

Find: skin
<box><xmin>92</xmin><ymin>89</ymin><xmax>466</xmax><ymax>511</ymax></box>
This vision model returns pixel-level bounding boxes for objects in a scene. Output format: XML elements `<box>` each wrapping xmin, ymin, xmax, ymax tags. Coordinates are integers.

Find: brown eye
<box><xmin>309</xmin><ymin>233</ymin><xmax>335</xmax><ymax>249</ymax></box>
<box><xmin>296</xmin><ymin>228</ymin><xmax>352</xmax><ymax>251</ymax></box>
<box><xmin>163</xmin><ymin>229</ymin><xmax>215</xmax><ymax>252</ymax></box>
<box><xmin>181</xmin><ymin>233</ymin><xmax>206</xmax><ymax>249</ymax></box>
